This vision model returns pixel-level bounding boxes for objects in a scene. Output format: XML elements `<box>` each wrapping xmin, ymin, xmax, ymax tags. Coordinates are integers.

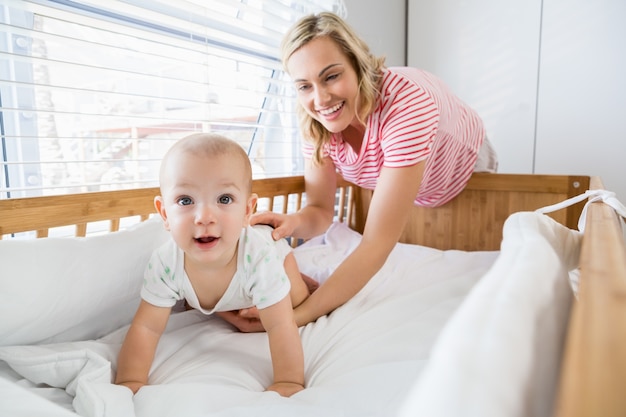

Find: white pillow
<box><xmin>398</xmin><ymin>211</ymin><xmax>580</xmax><ymax>417</ymax></box>
<box><xmin>0</xmin><ymin>217</ymin><xmax>169</xmax><ymax>346</ymax></box>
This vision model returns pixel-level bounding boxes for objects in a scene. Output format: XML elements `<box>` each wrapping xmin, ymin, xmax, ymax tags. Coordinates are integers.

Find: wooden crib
<box><xmin>0</xmin><ymin>172</ymin><xmax>624</xmax><ymax>417</ymax></box>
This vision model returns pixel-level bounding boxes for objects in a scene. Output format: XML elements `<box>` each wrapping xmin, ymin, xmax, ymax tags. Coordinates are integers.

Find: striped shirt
<box><xmin>302</xmin><ymin>67</ymin><xmax>485</xmax><ymax>207</ymax></box>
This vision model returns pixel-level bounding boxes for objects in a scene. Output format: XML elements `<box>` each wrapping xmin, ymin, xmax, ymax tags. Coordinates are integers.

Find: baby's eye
<box><xmin>218</xmin><ymin>194</ymin><xmax>233</xmax><ymax>205</ymax></box>
<box><xmin>177</xmin><ymin>196</ymin><xmax>193</xmax><ymax>206</ymax></box>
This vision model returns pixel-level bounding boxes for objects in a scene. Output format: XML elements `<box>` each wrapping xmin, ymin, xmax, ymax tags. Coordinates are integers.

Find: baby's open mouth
<box><xmin>195</xmin><ymin>236</ymin><xmax>217</xmax><ymax>244</ymax></box>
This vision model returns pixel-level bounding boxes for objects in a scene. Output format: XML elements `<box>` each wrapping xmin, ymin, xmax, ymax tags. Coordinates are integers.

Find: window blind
<box><xmin>0</xmin><ymin>0</ymin><xmax>347</xmax><ymax>198</ymax></box>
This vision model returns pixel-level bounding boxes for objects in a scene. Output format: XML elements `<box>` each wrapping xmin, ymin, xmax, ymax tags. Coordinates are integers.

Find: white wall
<box><xmin>342</xmin><ymin>0</ymin><xmax>406</xmax><ymax>67</ymax></box>
<box><xmin>407</xmin><ymin>0</ymin><xmax>543</xmax><ymax>175</ymax></box>
<box><xmin>406</xmin><ymin>0</ymin><xmax>626</xmax><ymax>201</ymax></box>
<box><xmin>341</xmin><ymin>0</ymin><xmax>625</xmax><ymax>202</ymax></box>
<box><xmin>535</xmin><ymin>0</ymin><xmax>626</xmax><ymax>196</ymax></box>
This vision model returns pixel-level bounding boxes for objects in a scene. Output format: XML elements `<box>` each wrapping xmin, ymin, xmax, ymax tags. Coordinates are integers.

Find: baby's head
<box><xmin>159</xmin><ymin>133</ymin><xmax>252</xmax><ymax>195</ymax></box>
<box><xmin>155</xmin><ymin>133</ymin><xmax>257</xmax><ymax>261</ymax></box>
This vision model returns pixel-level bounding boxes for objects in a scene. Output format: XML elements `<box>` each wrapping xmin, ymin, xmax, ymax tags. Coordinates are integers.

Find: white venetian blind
<box><xmin>0</xmin><ymin>0</ymin><xmax>346</xmax><ymax>198</ymax></box>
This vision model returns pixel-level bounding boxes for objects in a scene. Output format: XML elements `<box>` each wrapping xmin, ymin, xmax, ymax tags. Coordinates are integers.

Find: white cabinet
<box><xmin>535</xmin><ymin>0</ymin><xmax>626</xmax><ymax>196</ymax></box>
<box><xmin>343</xmin><ymin>0</ymin><xmax>406</xmax><ymax>67</ymax></box>
<box><xmin>407</xmin><ymin>0</ymin><xmax>626</xmax><ymax>200</ymax></box>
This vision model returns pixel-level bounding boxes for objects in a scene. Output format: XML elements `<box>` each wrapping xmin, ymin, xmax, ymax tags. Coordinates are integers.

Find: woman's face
<box><xmin>287</xmin><ymin>36</ymin><xmax>361</xmax><ymax>134</ymax></box>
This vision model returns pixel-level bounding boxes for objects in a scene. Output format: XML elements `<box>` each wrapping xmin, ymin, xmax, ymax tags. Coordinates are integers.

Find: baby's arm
<box><xmin>283</xmin><ymin>252</ymin><xmax>311</xmax><ymax>308</ymax></box>
<box><xmin>115</xmin><ymin>300</ymin><xmax>171</xmax><ymax>394</ymax></box>
<box><xmin>258</xmin><ymin>296</ymin><xmax>305</xmax><ymax>397</ymax></box>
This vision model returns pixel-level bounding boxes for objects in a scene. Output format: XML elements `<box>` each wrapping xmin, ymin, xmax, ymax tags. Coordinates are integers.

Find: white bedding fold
<box><xmin>7</xmin><ymin>219</ymin><xmax>573</xmax><ymax>417</ymax></box>
<box><xmin>399</xmin><ymin>212</ymin><xmax>579</xmax><ymax>417</ymax></box>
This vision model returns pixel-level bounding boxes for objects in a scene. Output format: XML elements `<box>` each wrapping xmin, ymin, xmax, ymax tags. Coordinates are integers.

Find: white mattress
<box><xmin>0</xmin><ymin>212</ymin><xmax>579</xmax><ymax>417</ymax></box>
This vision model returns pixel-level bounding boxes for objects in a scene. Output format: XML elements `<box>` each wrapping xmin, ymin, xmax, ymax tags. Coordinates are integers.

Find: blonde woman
<box><xmin>221</xmin><ymin>12</ymin><xmax>497</xmax><ymax>332</ymax></box>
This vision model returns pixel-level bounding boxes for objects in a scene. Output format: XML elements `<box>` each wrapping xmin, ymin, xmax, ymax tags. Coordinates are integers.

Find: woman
<box><xmin>220</xmin><ymin>11</ymin><xmax>497</xmax><ymax>331</ymax></box>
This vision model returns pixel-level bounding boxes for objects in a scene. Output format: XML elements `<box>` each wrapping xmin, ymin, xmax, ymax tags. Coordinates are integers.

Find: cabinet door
<box><xmin>407</xmin><ymin>0</ymin><xmax>543</xmax><ymax>173</ymax></box>
<box><xmin>535</xmin><ymin>0</ymin><xmax>626</xmax><ymax>200</ymax></box>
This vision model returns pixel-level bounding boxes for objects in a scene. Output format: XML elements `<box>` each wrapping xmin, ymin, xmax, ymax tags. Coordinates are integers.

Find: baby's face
<box><xmin>158</xmin><ymin>150</ymin><xmax>253</xmax><ymax>267</ymax></box>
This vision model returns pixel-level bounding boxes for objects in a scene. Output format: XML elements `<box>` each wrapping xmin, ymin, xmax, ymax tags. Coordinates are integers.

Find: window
<box><xmin>0</xmin><ymin>0</ymin><xmax>346</xmax><ymax>198</ymax></box>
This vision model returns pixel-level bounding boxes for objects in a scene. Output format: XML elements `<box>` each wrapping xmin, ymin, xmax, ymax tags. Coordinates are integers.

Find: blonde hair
<box><xmin>160</xmin><ymin>133</ymin><xmax>252</xmax><ymax>193</ymax></box>
<box><xmin>281</xmin><ymin>12</ymin><xmax>386</xmax><ymax>164</ymax></box>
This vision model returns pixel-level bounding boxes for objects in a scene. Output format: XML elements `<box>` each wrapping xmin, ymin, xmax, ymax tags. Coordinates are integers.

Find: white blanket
<box><xmin>0</xmin><ymin>212</ymin><xmax>578</xmax><ymax>417</ymax></box>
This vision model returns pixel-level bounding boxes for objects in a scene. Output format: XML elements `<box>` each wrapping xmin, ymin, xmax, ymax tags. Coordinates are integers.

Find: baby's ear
<box><xmin>154</xmin><ymin>196</ymin><xmax>170</xmax><ymax>230</ymax></box>
<box><xmin>246</xmin><ymin>193</ymin><xmax>258</xmax><ymax>218</ymax></box>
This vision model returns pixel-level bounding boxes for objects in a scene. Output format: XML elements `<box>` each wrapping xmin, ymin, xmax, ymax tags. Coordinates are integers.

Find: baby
<box><xmin>115</xmin><ymin>133</ymin><xmax>309</xmax><ymax>397</ymax></box>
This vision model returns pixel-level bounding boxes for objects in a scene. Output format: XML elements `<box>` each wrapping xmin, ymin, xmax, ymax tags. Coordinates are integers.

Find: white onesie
<box><xmin>141</xmin><ymin>225</ymin><xmax>292</xmax><ymax>314</ymax></box>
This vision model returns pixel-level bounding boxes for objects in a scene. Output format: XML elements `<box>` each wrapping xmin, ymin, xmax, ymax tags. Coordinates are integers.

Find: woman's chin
<box><xmin>319</xmin><ymin>119</ymin><xmax>348</xmax><ymax>134</ymax></box>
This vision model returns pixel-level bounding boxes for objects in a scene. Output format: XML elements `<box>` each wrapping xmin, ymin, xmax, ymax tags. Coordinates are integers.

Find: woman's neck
<box><xmin>341</xmin><ymin>123</ymin><xmax>366</xmax><ymax>154</ymax></box>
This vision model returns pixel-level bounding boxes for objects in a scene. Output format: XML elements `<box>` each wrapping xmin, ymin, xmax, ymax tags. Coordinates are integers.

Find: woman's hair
<box><xmin>281</xmin><ymin>12</ymin><xmax>386</xmax><ymax>164</ymax></box>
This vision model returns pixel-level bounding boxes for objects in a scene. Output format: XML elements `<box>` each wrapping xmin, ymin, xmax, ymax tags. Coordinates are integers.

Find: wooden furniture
<box><xmin>0</xmin><ymin>173</ymin><xmax>588</xmax><ymax>250</ymax></box>
<box><xmin>1</xmin><ymin>172</ymin><xmax>625</xmax><ymax>417</ymax></box>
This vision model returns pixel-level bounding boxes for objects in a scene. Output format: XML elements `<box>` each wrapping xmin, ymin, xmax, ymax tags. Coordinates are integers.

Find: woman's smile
<box><xmin>318</xmin><ymin>101</ymin><xmax>344</xmax><ymax>118</ymax></box>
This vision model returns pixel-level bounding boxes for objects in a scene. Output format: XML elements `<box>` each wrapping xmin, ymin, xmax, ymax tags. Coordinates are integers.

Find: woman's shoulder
<box><xmin>376</xmin><ymin>67</ymin><xmax>436</xmax><ymax>111</ymax></box>
<box><xmin>382</xmin><ymin>67</ymin><xmax>439</xmax><ymax>90</ymax></box>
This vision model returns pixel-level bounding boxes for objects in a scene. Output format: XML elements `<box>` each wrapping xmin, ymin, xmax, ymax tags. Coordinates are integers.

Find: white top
<box><xmin>141</xmin><ymin>225</ymin><xmax>292</xmax><ymax>313</ymax></box>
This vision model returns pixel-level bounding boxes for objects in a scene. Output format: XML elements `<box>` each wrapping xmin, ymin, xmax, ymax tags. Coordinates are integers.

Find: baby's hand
<box><xmin>266</xmin><ymin>381</ymin><xmax>305</xmax><ymax>397</ymax></box>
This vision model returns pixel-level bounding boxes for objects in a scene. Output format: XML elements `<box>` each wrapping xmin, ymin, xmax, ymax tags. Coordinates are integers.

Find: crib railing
<box><xmin>0</xmin><ymin>175</ymin><xmax>359</xmax><ymax>241</ymax></box>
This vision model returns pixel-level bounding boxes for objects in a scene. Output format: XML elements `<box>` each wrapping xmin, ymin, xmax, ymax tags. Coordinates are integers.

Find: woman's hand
<box><xmin>218</xmin><ymin>272</ymin><xmax>318</xmax><ymax>333</ymax></box>
<box><xmin>249</xmin><ymin>211</ymin><xmax>298</xmax><ymax>241</ymax></box>
<box><xmin>216</xmin><ymin>308</ymin><xmax>264</xmax><ymax>332</ymax></box>
<box><xmin>301</xmin><ymin>273</ymin><xmax>319</xmax><ymax>294</ymax></box>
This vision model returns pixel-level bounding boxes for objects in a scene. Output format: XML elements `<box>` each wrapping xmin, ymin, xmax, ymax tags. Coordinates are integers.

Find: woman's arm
<box><xmin>115</xmin><ymin>300</ymin><xmax>171</xmax><ymax>393</ymax></box>
<box><xmin>250</xmin><ymin>158</ymin><xmax>337</xmax><ymax>241</ymax></box>
<box><xmin>293</xmin><ymin>162</ymin><xmax>425</xmax><ymax>327</ymax></box>
<box><xmin>258</xmin><ymin>296</ymin><xmax>305</xmax><ymax>397</ymax></box>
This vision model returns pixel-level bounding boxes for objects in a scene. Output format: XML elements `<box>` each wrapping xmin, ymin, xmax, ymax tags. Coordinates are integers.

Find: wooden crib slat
<box><xmin>345</xmin><ymin>186</ymin><xmax>354</xmax><ymax>225</ymax></box>
<box><xmin>295</xmin><ymin>193</ymin><xmax>302</xmax><ymax>213</ymax></box>
<box><xmin>337</xmin><ymin>186</ymin><xmax>346</xmax><ymax>223</ymax></box>
<box><xmin>110</xmin><ymin>218</ymin><xmax>121</xmax><ymax>233</ymax></box>
<box><xmin>76</xmin><ymin>223</ymin><xmax>87</xmax><ymax>237</ymax></box>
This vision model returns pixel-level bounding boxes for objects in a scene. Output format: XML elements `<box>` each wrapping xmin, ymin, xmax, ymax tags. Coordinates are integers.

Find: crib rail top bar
<box><xmin>0</xmin><ymin>176</ymin><xmax>356</xmax><ymax>237</ymax></box>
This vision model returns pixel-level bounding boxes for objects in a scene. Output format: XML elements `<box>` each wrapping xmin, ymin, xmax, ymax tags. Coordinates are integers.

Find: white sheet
<box><xmin>0</xmin><ymin>213</ymin><xmax>578</xmax><ymax>417</ymax></box>
<box><xmin>0</xmin><ymin>222</ymin><xmax>497</xmax><ymax>417</ymax></box>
